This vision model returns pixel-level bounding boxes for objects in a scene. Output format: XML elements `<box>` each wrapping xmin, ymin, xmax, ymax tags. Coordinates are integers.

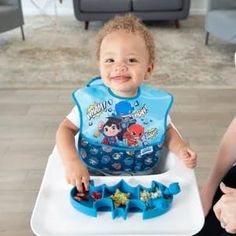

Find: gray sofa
<box><xmin>73</xmin><ymin>0</ymin><xmax>191</xmax><ymax>29</ymax></box>
<box><xmin>0</xmin><ymin>0</ymin><xmax>25</xmax><ymax>40</ymax></box>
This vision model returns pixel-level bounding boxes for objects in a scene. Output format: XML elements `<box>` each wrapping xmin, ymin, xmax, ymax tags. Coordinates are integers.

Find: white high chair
<box><xmin>31</xmin><ymin>146</ymin><xmax>204</xmax><ymax>236</ymax></box>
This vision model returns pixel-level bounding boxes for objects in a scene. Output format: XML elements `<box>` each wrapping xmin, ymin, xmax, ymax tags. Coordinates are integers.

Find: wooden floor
<box><xmin>0</xmin><ymin>88</ymin><xmax>235</xmax><ymax>235</ymax></box>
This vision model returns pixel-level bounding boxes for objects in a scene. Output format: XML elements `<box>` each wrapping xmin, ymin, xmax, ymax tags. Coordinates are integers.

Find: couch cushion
<box><xmin>132</xmin><ymin>0</ymin><xmax>183</xmax><ymax>12</ymax></box>
<box><xmin>80</xmin><ymin>0</ymin><xmax>131</xmax><ymax>13</ymax></box>
<box><xmin>0</xmin><ymin>5</ymin><xmax>18</xmax><ymax>14</ymax></box>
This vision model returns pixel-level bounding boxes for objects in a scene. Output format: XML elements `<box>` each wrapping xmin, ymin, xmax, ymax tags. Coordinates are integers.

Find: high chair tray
<box><xmin>31</xmin><ymin>148</ymin><xmax>204</xmax><ymax>236</ymax></box>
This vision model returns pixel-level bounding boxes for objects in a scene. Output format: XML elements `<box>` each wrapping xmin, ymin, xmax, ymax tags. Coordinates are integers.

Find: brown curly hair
<box><xmin>96</xmin><ymin>14</ymin><xmax>155</xmax><ymax>64</ymax></box>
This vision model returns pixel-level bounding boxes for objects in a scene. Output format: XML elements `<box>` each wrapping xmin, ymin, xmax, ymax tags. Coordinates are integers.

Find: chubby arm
<box><xmin>201</xmin><ymin>117</ymin><xmax>236</xmax><ymax>215</ymax></box>
<box><xmin>164</xmin><ymin>124</ymin><xmax>197</xmax><ymax>168</ymax></box>
<box><xmin>56</xmin><ymin>118</ymin><xmax>90</xmax><ymax>192</ymax></box>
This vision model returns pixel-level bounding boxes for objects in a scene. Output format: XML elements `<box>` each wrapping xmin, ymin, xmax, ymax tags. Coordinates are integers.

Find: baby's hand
<box><xmin>64</xmin><ymin>159</ymin><xmax>90</xmax><ymax>192</ymax></box>
<box><xmin>178</xmin><ymin>145</ymin><xmax>197</xmax><ymax>168</ymax></box>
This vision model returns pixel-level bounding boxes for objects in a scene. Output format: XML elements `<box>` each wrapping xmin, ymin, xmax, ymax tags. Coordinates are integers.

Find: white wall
<box><xmin>22</xmin><ymin>0</ymin><xmax>207</xmax><ymax>16</ymax></box>
<box><xmin>22</xmin><ymin>0</ymin><xmax>73</xmax><ymax>15</ymax></box>
<box><xmin>190</xmin><ymin>0</ymin><xmax>207</xmax><ymax>14</ymax></box>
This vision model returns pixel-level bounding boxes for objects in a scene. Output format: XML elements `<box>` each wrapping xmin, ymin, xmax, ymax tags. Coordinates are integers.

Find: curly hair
<box><xmin>96</xmin><ymin>14</ymin><xmax>155</xmax><ymax>64</ymax></box>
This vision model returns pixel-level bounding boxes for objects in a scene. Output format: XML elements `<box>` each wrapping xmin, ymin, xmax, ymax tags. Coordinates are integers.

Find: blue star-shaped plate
<box><xmin>70</xmin><ymin>179</ymin><xmax>180</xmax><ymax>220</ymax></box>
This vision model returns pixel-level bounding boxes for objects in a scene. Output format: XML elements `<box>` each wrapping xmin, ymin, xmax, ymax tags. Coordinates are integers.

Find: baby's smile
<box><xmin>110</xmin><ymin>75</ymin><xmax>131</xmax><ymax>82</ymax></box>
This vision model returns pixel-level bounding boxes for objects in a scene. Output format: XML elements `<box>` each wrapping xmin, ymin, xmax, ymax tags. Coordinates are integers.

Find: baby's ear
<box><xmin>147</xmin><ymin>63</ymin><xmax>154</xmax><ymax>73</ymax></box>
<box><xmin>144</xmin><ymin>63</ymin><xmax>154</xmax><ymax>80</ymax></box>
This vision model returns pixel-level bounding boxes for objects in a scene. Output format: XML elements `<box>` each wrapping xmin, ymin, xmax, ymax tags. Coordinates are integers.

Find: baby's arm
<box><xmin>164</xmin><ymin>123</ymin><xmax>197</xmax><ymax>168</ymax></box>
<box><xmin>56</xmin><ymin>118</ymin><xmax>89</xmax><ymax>192</ymax></box>
<box><xmin>201</xmin><ymin>117</ymin><xmax>236</xmax><ymax>215</ymax></box>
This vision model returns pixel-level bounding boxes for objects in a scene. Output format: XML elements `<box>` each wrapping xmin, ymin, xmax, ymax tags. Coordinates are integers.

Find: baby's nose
<box><xmin>114</xmin><ymin>63</ymin><xmax>128</xmax><ymax>73</ymax></box>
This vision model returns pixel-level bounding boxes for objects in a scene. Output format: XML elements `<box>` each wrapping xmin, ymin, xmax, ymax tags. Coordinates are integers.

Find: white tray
<box><xmin>31</xmin><ymin>148</ymin><xmax>204</xmax><ymax>236</ymax></box>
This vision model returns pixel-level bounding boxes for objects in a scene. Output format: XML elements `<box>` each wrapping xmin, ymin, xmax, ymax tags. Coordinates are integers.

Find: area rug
<box><xmin>0</xmin><ymin>15</ymin><xmax>235</xmax><ymax>89</ymax></box>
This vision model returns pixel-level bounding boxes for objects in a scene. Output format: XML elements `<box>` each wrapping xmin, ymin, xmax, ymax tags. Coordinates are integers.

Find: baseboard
<box><xmin>190</xmin><ymin>8</ymin><xmax>207</xmax><ymax>15</ymax></box>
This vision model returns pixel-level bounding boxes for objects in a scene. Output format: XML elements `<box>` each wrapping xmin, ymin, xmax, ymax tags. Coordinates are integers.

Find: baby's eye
<box><xmin>105</xmin><ymin>58</ymin><xmax>114</xmax><ymax>63</ymax></box>
<box><xmin>128</xmin><ymin>58</ymin><xmax>138</xmax><ymax>63</ymax></box>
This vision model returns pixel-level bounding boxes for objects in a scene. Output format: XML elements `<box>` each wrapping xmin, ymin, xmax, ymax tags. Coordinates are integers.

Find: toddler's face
<box><xmin>99</xmin><ymin>30</ymin><xmax>153</xmax><ymax>97</ymax></box>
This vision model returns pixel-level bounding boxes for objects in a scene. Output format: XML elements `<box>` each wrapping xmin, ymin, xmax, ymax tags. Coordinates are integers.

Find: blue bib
<box><xmin>73</xmin><ymin>77</ymin><xmax>173</xmax><ymax>174</ymax></box>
